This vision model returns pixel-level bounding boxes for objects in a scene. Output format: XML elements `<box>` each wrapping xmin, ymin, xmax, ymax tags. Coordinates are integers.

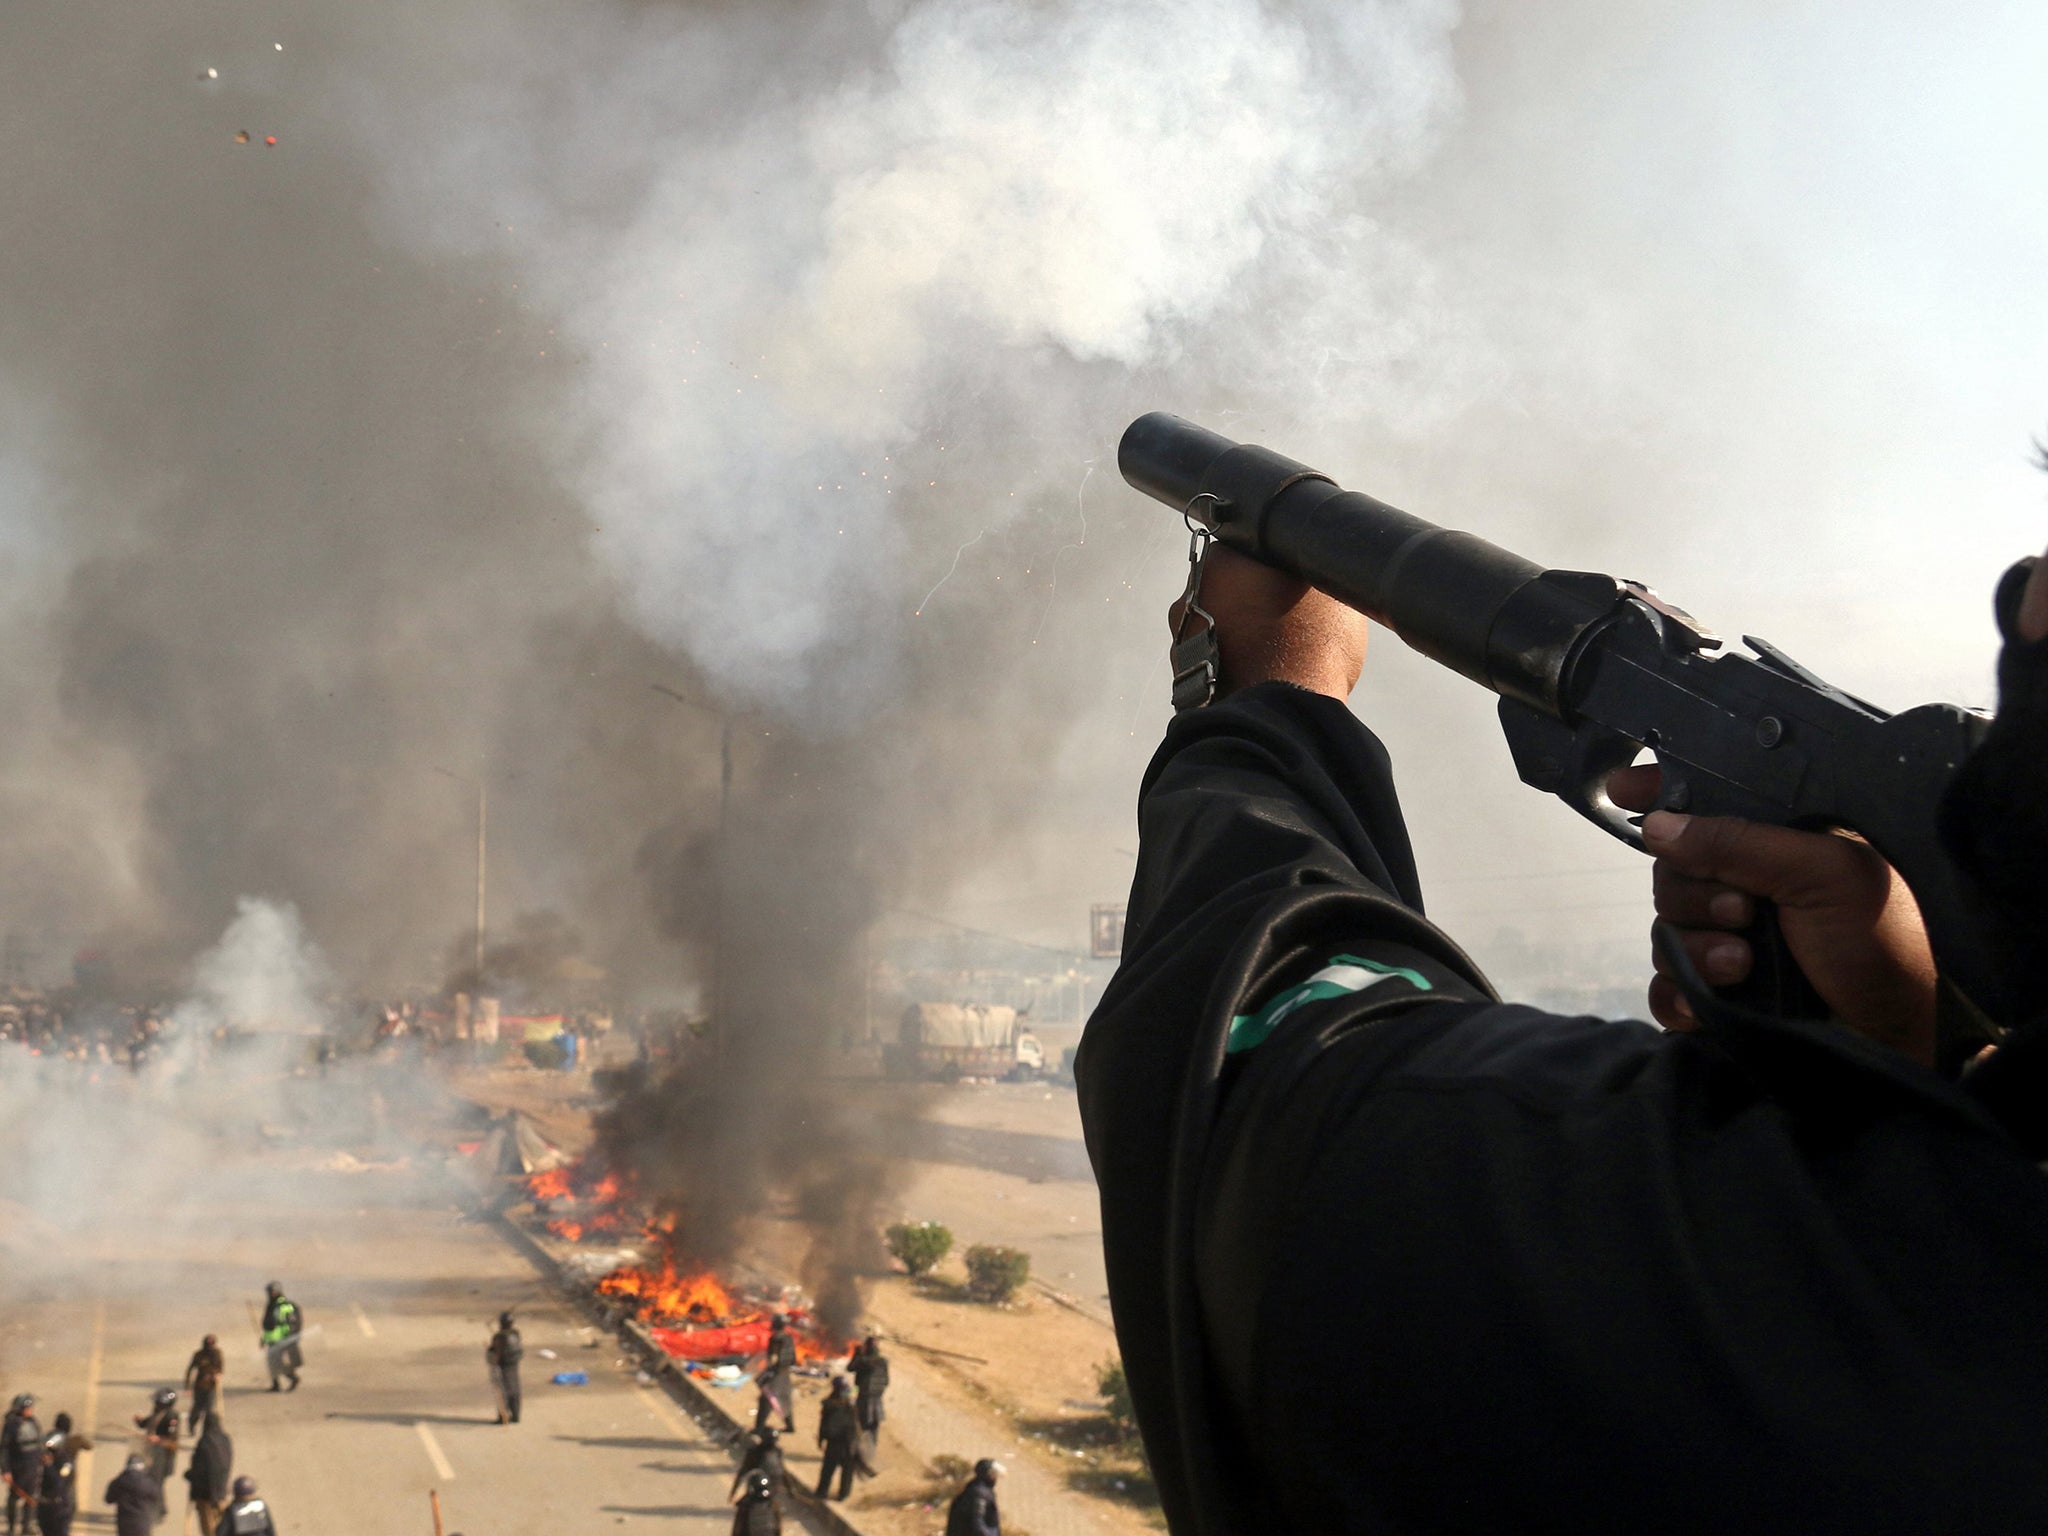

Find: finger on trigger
<box><xmin>1606</xmin><ymin>762</ymin><xmax>1662</xmax><ymax>813</ymax></box>
<box><xmin>1643</xmin><ymin>809</ymin><xmax>1869</xmax><ymax>911</ymax></box>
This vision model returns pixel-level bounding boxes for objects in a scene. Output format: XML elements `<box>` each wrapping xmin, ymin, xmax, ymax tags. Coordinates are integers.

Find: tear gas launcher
<box><xmin>1119</xmin><ymin>412</ymin><xmax>2010</xmax><ymax>1051</ymax></box>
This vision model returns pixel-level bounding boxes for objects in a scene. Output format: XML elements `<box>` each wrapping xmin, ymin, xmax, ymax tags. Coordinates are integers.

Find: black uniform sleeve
<box><xmin>1076</xmin><ymin>683</ymin><xmax>1495</xmax><ymax>1534</ymax></box>
<box><xmin>1078</xmin><ymin>681</ymin><xmax>2048</xmax><ymax>1536</ymax></box>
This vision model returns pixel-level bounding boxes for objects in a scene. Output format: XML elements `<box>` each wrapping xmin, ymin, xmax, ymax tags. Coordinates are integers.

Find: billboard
<box><xmin>1089</xmin><ymin>904</ymin><xmax>1126</xmax><ymax>959</ymax></box>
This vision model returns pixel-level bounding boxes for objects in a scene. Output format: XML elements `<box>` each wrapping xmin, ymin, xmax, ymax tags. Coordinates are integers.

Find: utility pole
<box><xmin>475</xmin><ymin>780</ymin><xmax>487</xmax><ymax>996</ymax></box>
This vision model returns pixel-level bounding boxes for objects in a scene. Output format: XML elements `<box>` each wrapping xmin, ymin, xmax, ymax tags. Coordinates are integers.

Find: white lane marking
<box><xmin>77</xmin><ymin>1299</ymin><xmax>106</xmax><ymax>1493</ymax></box>
<box><xmin>415</xmin><ymin>1421</ymin><xmax>456</xmax><ymax>1481</ymax></box>
<box><xmin>352</xmin><ymin>1302</ymin><xmax>376</xmax><ymax>1338</ymax></box>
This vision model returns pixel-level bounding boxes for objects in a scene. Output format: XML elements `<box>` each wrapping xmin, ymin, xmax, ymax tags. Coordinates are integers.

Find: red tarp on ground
<box><xmin>648</xmin><ymin>1320</ymin><xmax>770</xmax><ymax>1360</ymax></box>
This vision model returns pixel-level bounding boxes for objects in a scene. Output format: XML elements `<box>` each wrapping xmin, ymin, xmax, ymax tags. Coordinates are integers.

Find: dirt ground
<box><xmin>743</xmin><ymin>1205</ymin><xmax>1160</xmax><ymax>1536</ymax></box>
<box><xmin>456</xmin><ymin>1056</ymin><xmax>601</xmax><ymax>1155</ymax></box>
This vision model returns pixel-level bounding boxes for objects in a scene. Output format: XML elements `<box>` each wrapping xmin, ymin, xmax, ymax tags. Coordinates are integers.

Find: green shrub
<box><xmin>1097</xmin><ymin>1357</ymin><xmax>1136</xmax><ymax>1432</ymax></box>
<box><xmin>885</xmin><ymin>1220</ymin><xmax>954</xmax><ymax>1276</ymax></box>
<box><xmin>963</xmin><ymin>1243</ymin><xmax>1030</xmax><ymax>1303</ymax></box>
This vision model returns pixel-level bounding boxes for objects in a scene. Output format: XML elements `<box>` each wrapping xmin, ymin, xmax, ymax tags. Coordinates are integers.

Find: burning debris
<box><xmin>526</xmin><ymin>1163</ymin><xmax>628</xmax><ymax>1243</ymax></box>
<box><xmin>525</xmin><ymin>1161</ymin><xmax>838</xmax><ymax>1367</ymax></box>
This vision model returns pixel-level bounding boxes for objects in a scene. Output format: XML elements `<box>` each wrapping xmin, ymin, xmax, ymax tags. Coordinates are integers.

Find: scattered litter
<box><xmin>202</xmin><ymin>67</ymin><xmax>218</xmax><ymax>80</ymax></box>
<box><xmin>536</xmin><ymin>1348</ymin><xmax>558</xmax><ymax>1360</ymax></box>
<box><xmin>550</xmin><ymin>1371</ymin><xmax>589</xmax><ymax>1386</ymax></box>
<box><xmin>264</xmin><ymin>136</ymin><xmax>277</xmax><ymax>147</ymax></box>
<box><xmin>274</xmin><ymin>42</ymin><xmax>284</xmax><ymax>50</ymax></box>
<box><xmin>316</xmin><ymin>1151</ymin><xmax>409</xmax><ymax>1173</ymax></box>
<box><xmin>234</xmin><ymin>131</ymin><xmax>250</xmax><ymax>144</ymax></box>
<box><xmin>709</xmin><ymin>1365</ymin><xmax>743</xmax><ymax>1382</ymax></box>
<box><xmin>635</xmin><ymin>1370</ymin><xmax>653</xmax><ymax>1385</ymax></box>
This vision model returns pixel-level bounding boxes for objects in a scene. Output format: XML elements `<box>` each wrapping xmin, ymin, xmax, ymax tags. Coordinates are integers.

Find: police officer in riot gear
<box><xmin>728</xmin><ymin>1426</ymin><xmax>784</xmax><ymax>1505</ymax></box>
<box><xmin>183</xmin><ymin>1335</ymin><xmax>225</xmax><ymax>1434</ymax></box>
<box><xmin>183</xmin><ymin>1411</ymin><xmax>233</xmax><ymax>1536</ymax></box>
<box><xmin>752</xmin><ymin>1315</ymin><xmax>796</xmax><ymax>1436</ymax></box>
<box><xmin>814</xmin><ymin>1377</ymin><xmax>864</xmax><ymax>1502</ymax></box>
<box><xmin>215</xmin><ymin>1475</ymin><xmax>276</xmax><ymax>1536</ymax></box>
<box><xmin>848</xmin><ymin>1336</ymin><xmax>889</xmax><ymax>1458</ymax></box>
<box><xmin>730</xmin><ymin>1469</ymin><xmax>779</xmax><ymax>1536</ymax></box>
<box><xmin>944</xmin><ymin>1460</ymin><xmax>1002</xmax><ymax>1536</ymax></box>
<box><xmin>3</xmin><ymin>1394</ymin><xmax>43</xmax><ymax>1536</ymax></box>
<box><xmin>132</xmin><ymin>1389</ymin><xmax>178</xmax><ymax>1518</ymax></box>
<box><xmin>35</xmin><ymin>1413</ymin><xmax>84</xmax><ymax>1536</ymax></box>
<box><xmin>486</xmin><ymin>1312</ymin><xmax>522</xmax><ymax>1424</ymax></box>
<box><xmin>258</xmin><ymin>1284</ymin><xmax>302</xmax><ymax>1392</ymax></box>
<box><xmin>102</xmin><ymin>1455</ymin><xmax>159</xmax><ymax>1536</ymax></box>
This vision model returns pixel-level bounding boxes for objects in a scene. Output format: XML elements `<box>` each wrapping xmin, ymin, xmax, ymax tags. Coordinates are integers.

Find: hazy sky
<box><xmin>0</xmin><ymin>0</ymin><xmax>2040</xmax><ymax>1008</ymax></box>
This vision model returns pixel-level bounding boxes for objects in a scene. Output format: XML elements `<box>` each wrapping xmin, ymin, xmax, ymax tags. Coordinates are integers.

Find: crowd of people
<box><xmin>0</xmin><ymin>1283</ymin><xmax>290</xmax><ymax>1536</ymax></box>
<box><xmin>2</xmin><ymin>1351</ymin><xmax>278</xmax><ymax>1531</ymax></box>
<box><xmin>720</xmin><ymin>1327</ymin><xmax>1002</xmax><ymax>1535</ymax></box>
<box><xmin>0</xmin><ymin>997</ymin><xmax>180</xmax><ymax>1074</ymax></box>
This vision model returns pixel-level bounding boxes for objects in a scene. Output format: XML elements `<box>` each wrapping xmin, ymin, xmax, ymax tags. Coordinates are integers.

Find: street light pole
<box><xmin>474</xmin><ymin>780</ymin><xmax>487</xmax><ymax>997</ymax></box>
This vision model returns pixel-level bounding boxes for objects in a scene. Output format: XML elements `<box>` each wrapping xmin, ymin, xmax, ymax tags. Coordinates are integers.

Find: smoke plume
<box><xmin>0</xmin><ymin>0</ymin><xmax>2041</xmax><ymax>1322</ymax></box>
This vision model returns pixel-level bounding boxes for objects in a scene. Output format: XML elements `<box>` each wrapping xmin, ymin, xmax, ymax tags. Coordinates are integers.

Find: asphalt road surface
<box><xmin>0</xmin><ymin>1137</ymin><xmax>741</xmax><ymax>1534</ymax></box>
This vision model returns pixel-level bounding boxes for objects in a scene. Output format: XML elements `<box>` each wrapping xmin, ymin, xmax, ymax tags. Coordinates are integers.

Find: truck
<box><xmin>884</xmin><ymin>1003</ymin><xmax>1046</xmax><ymax>1082</ymax></box>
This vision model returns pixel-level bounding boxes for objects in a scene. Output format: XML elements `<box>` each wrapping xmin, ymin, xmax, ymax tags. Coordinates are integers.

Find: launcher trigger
<box><xmin>1497</xmin><ymin>698</ymin><xmax>1648</xmax><ymax>851</ymax></box>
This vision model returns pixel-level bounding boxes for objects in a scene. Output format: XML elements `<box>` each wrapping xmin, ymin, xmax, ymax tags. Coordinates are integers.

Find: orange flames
<box><xmin>597</xmin><ymin>1254</ymin><xmax>739</xmax><ymax>1324</ymax></box>
<box><xmin>525</xmin><ymin>1161</ymin><xmax>633</xmax><ymax>1242</ymax></box>
<box><xmin>523</xmin><ymin>1154</ymin><xmax>841</xmax><ymax>1357</ymax></box>
<box><xmin>526</xmin><ymin>1167</ymin><xmax>574</xmax><ymax>1202</ymax></box>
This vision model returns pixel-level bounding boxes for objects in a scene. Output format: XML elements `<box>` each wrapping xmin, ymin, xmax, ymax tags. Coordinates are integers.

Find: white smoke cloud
<box><xmin>349</xmin><ymin>0</ymin><xmax>1466</xmax><ymax>712</ymax></box>
<box><xmin>0</xmin><ymin>899</ymin><xmax>410</xmax><ymax>1297</ymax></box>
<box><xmin>172</xmin><ymin>897</ymin><xmax>334</xmax><ymax>1039</ymax></box>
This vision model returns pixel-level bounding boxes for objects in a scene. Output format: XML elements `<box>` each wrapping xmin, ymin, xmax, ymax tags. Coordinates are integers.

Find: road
<box><xmin>0</xmin><ymin>1132</ymin><xmax>740</xmax><ymax>1533</ymax></box>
